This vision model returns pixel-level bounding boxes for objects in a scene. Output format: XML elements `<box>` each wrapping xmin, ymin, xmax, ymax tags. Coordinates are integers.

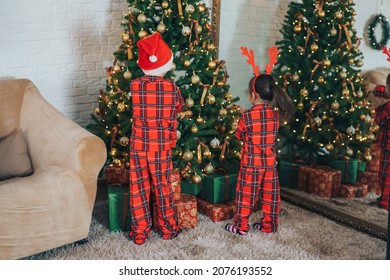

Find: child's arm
<box><xmin>175</xmin><ymin>86</ymin><xmax>184</xmax><ymax>114</ymax></box>
<box><xmin>235</xmin><ymin>114</ymin><xmax>246</xmax><ymax>141</ymax></box>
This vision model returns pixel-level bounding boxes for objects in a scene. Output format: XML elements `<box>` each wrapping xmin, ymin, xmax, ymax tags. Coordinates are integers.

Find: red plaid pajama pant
<box><xmin>379</xmin><ymin>149</ymin><xmax>390</xmax><ymax>210</ymax></box>
<box><xmin>233</xmin><ymin>167</ymin><xmax>280</xmax><ymax>232</ymax></box>
<box><xmin>129</xmin><ymin>149</ymin><xmax>178</xmax><ymax>239</ymax></box>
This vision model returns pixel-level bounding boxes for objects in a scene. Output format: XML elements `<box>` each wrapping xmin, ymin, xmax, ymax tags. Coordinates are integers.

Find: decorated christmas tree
<box><xmin>273</xmin><ymin>0</ymin><xmax>376</xmax><ymax>163</ymax></box>
<box><xmin>88</xmin><ymin>0</ymin><xmax>241</xmax><ymax>182</ymax></box>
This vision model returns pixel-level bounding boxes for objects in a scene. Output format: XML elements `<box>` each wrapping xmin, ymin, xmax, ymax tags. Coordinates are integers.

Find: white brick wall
<box><xmin>0</xmin><ymin>0</ymin><xmax>389</xmax><ymax>125</ymax></box>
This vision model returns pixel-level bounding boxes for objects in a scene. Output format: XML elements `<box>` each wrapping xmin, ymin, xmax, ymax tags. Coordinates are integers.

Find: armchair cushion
<box><xmin>0</xmin><ymin>129</ymin><xmax>33</xmax><ymax>181</ymax></box>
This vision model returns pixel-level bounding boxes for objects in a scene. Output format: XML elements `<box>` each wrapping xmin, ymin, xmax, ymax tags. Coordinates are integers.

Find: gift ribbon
<box><xmin>212</xmin><ymin>61</ymin><xmax>226</xmax><ymax>86</ymax></box>
<box><xmin>304</xmin><ymin>27</ymin><xmax>317</xmax><ymax>51</ymax></box>
<box><xmin>188</xmin><ymin>19</ymin><xmax>199</xmax><ymax>43</ymax></box>
<box><xmin>177</xmin><ymin>0</ymin><xmax>183</xmax><ymax>17</ymax></box>
<box><xmin>338</xmin><ymin>23</ymin><xmax>352</xmax><ymax>48</ymax></box>
<box><xmin>219</xmin><ymin>139</ymin><xmax>228</xmax><ymax>161</ymax></box>
<box><xmin>200</xmin><ymin>85</ymin><xmax>209</xmax><ymax>105</ymax></box>
<box><xmin>127</xmin><ymin>45</ymin><xmax>134</xmax><ymax>60</ymax></box>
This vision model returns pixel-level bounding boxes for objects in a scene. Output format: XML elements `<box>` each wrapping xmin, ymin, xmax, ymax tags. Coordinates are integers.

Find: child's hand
<box><xmin>364</xmin><ymin>82</ymin><xmax>376</xmax><ymax>93</ymax></box>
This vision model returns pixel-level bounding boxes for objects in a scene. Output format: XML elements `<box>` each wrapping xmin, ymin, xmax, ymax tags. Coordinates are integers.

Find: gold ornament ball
<box><xmin>365</xmin><ymin>154</ymin><xmax>372</xmax><ymax>161</ymax></box>
<box><xmin>198</xmin><ymin>5</ymin><xmax>205</xmax><ymax>13</ymax></box>
<box><xmin>314</xmin><ymin>116</ymin><xmax>322</xmax><ymax>126</ymax></box>
<box><xmin>331</xmin><ymin>101</ymin><xmax>340</xmax><ymax>111</ymax></box>
<box><xmin>196</xmin><ymin>116</ymin><xmax>204</xmax><ymax>123</ymax></box>
<box><xmin>339</xmin><ymin>71</ymin><xmax>347</xmax><ymax>79</ymax></box>
<box><xmin>232</xmin><ymin>121</ymin><xmax>238</xmax><ymax>130</ymax></box>
<box><xmin>356</xmin><ymin>134</ymin><xmax>362</xmax><ymax>141</ymax></box>
<box><xmin>368</xmin><ymin>133</ymin><xmax>376</xmax><ymax>141</ymax></box>
<box><xmin>120</xmin><ymin>136</ymin><xmax>129</xmax><ymax>146</ymax></box>
<box><xmin>123</xmin><ymin>70</ymin><xmax>132</xmax><ymax>79</ymax></box>
<box><xmin>186</xmin><ymin>110</ymin><xmax>193</xmax><ymax>118</ymax></box>
<box><xmin>323</xmin><ymin>59</ymin><xmax>331</xmax><ymax>67</ymax></box>
<box><xmin>137</xmin><ymin>13</ymin><xmax>147</xmax><ymax>23</ymax></box>
<box><xmin>300</xmin><ymin>88</ymin><xmax>308</xmax><ymax>97</ymax></box>
<box><xmin>219</xmin><ymin>108</ymin><xmax>228</xmax><ymax>117</ymax></box>
<box><xmin>117</xmin><ymin>102</ymin><xmax>125</xmax><ymax>112</ymax></box>
<box><xmin>95</xmin><ymin>107</ymin><xmax>100</xmax><ymax>116</ymax></box>
<box><xmin>207</xmin><ymin>94</ymin><xmax>216</xmax><ymax>104</ymax></box>
<box><xmin>322</xmin><ymin>114</ymin><xmax>328</xmax><ymax>120</ymax></box>
<box><xmin>293</xmin><ymin>24</ymin><xmax>302</xmax><ymax>33</ymax></box>
<box><xmin>370</xmin><ymin>109</ymin><xmax>376</xmax><ymax>116</ymax></box>
<box><xmin>348</xmin><ymin>58</ymin><xmax>355</xmax><ymax>65</ymax></box>
<box><xmin>317</xmin><ymin>76</ymin><xmax>325</xmax><ymax>84</ymax></box>
<box><xmin>356</xmin><ymin>90</ymin><xmax>364</xmax><ymax>98</ymax></box>
<box><xmin>138</xmin><ymin>30</ymin><xmax>148</xmax><ymax>39</ymax></box>
<box><xmin>113</xmin><ymin>64</ymin><xmax>121</xmax><ymax>72</ymax></box>
<box><xmin>191</xmin><ymin>74</ymin><xmax>200</xmax><ymax>84</ymax></box>
<box><xmin>204</xmin><ymin>163</ymin><xmax>214</xmax><ymax>174</ymax></box>
<box><xmin>326</xmin><ymin>143</ymin><xmax>334</xmax><ymax>151</ymax></box>
<box><xmin>185</xmin><ymin>97</ymin><xmax>194</xmax><ymax>108</ymax></box>
<box><xmin>346</xmin><ymin>148</ymin><xmax>354</xmax><ymax>157</ymax></box>
<box><xmin>207</xmin><ymin>43</ymin><xmax>216</xmax><ymax>50</ymax></box>
<box><xmin>360</xmin><ymin>114</ymin><xmax>366</xmax><ymax>121</ymax></box>
<box><xmin>205</xmin><ymin>23</ymin><xmax>212</xmax><ymax>31</ymax></box>
<box><xmin>122</xmin><ymin>33</ymin><xmax>130</xmax><ymax>42</ymax></box>
<box><xmin>112</xmin><ymin>159</ymin><xmax>122</xmax><ymax>167</ymax></box>
<box><xmin>184</xmin><ymin>60</ymin><xmax>191</xmax><ymax>67</ymax></box>
<box><xmin>197</xmin><ymin>25</ymin><xmax>203</xmax><ymax>33</ymax></box>
<box><xmin>162</xmin><ymin>1</ymin><xmax>169</xmax><ymax>8</ymax></box>
<box><xmin>183</xmin><ymin>151</ymin><xmax>194</xmax><ymax>161</ymax></box>
<box><xmin>185</xmin><ymin>4</ymin><xmax>195</xmax><ymax>14</ymax></box>
<box><xmin>292</xmin><ymin>74</ymin><xmax>300</xmax><ymax>81</ymax></box>
<box><xmin>110</xmin><ymin>148</ymin><xmax>118</xmax><ymax>156</ymax></box>
<box><xmin>310</xmin><ymin>43</ymin><xmax>319</xmax><ymax>52</ymax></box>
<box><xmin>157</xmin><ymin>23</ymin><xmax>166</xmax><ymax>33</ymax></box>
<box><xmin>342</xmin><ymin>88</ymin><xmax>350</xmax><ymax>96</ymax></box>
<box><xmin>208</xmin><ymin>60</ymin><xmax>217</xmax><ymax>69</ymax></box>
<box><xmin>352</xmin><ymin>47</ymin><xmax>359</xmax><ymax>54</ymax></box>
<box><xmin>355</xmin><ymin>60</ymin><xmax>363</xmax><ymax>67</ymax></box>
<box><xmin>330</xmin><ymin>28</ymin><xmax>337</xmax><ymax>36</ymax></box>
<box><xmin>297</xmin><ymin>101</ymin><xmax>304</xmax><ymax>110</ymax></box>
<box><xmin>203</xmin><ymin>150</ymin><xmax>212</xmax><ymax>158</ymax></box>
<box><xmin>317</xmin><ymin>10</ymin><xmax>325</xmax><ymax>17</ymax></box>
<box><xmin>335</xmin><ymin>11</ymin><xmax>343</xmax><ymax>19</ymax></box>
<box><xmin>225</xmin><ymin>92</ymin><xmax>232</xmax><ymax>101</ymax></box>
<box><xmin>192</xmin><ymin>174</ymin><xmax>202</xmax><ymax>184</ymax></box>
<box><xmin>191</xmin><ymin>125</ymin><xmax>198</xmax><ymax>134</ymax></box>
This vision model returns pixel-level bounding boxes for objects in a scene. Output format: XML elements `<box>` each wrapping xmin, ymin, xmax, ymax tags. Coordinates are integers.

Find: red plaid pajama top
<box><xmin>236</xmin><ymin>103</ymin><xmax>280</xmax><ymax>168</ymax></box>
<box><xmin>130</xmin><ymin>75</ymin><xmax>184</xmax><ymax>151</ymax></box>
<box><xmin>375</xmin><ymin>101</ymin><xmax>390</xmax><ymax>150</ymax></box>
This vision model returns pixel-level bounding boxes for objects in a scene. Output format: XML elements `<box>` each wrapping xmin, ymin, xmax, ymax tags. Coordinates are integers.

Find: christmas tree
<box><xmin>273</xmin><ymin>0</ymin><xmax>376</xmax><ymax>163</ymax></box>
<box><xmin>88</xmin><ymin>0</ymin><xmax>241</xmax><ymax>182</ymax></box>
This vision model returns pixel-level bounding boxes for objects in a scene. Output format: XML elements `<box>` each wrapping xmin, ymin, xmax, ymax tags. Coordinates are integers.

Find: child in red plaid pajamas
<box><xmin>225</xmin><ymin>74</ymin><xmax>294</xmax><ymax>235</ymax></box>
<box><xmin>128</xmin><ymin>32</ymin><xmax>184</xmax><ymax>245</ymax></box>
<box><xmin>374</xmin><ymin>73</ymin><xmax>390</xmax><ymax>211</ymax></box>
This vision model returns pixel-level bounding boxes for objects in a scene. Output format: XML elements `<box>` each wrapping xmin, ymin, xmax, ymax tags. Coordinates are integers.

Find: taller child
<box><xmin>129</xmin><ymin>32</ymin><xmax>184</xmax><ymax>245</ymax></box>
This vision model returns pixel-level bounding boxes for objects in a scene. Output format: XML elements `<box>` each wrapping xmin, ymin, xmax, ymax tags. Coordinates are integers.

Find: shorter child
<box><xmin>374</xmin><ymin>73</ymin><xmax>390</xmax><ymax>211</ymax></box>
<box><xmin>225</xmin><ymin>74</ymin><xmax>294</xmax><ymax>235</ymax></box>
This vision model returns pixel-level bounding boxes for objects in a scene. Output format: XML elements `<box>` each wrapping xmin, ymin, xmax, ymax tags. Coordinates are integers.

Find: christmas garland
<box><xmin>367</xmin><ymin>14</ymin><xmax>390</xmax><ymax>50</ymax></box>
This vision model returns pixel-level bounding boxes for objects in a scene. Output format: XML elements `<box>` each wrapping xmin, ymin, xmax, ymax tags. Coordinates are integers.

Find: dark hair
<box><xmin>249</xmin><ymin>74</ymin><xmax>294</xmax><ymax>122</ymax></box>
<box><xmin>387</xmin><ymin>73</ymin><xmax>390</xmax><ymax>86</ymax></box>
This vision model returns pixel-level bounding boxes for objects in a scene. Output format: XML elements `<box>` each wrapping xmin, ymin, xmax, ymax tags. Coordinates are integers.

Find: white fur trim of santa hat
<box><xmin>137</xmin><ymin>32</ymin><xmax>173</xmax><ymax>76</ymax></box>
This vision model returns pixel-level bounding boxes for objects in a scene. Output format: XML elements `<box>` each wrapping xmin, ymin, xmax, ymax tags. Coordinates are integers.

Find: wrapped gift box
<box><xmin>297</xmin><ymin>165</ymin><xmax>342</xmax><ymax>198</ymax></box>
<box><xmin>278</xmin><ymin>159</ymin><xmax>307</xmax><ymax>189</ymax></box>
<box><xmin>197</xmin><ymin>198</ymin><xmax>237</xmax><ymax>222</ymax></box>
<box><xmin>365</xmin><ymin>143</ymin><xmax>381</xmax><ymax>173</ymax></box>
<box><xmin>199</xmin><ymin>173</ymin><xmax>237</xmax><ymax>203</ymax></box>
<box><xmin>170</xmin><ymin>170</ymin><xmax>181</xmax><ymax>201</ymax></box>
<box><xmin>153</xmin><ymin>194</ymin><xmax>197</xmax><ymax>230</ymax></box>
<box><xmin>338</xmin><ymin>182</ymin><xmax>368</xmax><ymax>198</ymax></box>
<box><xmin>108</xmin><ymin>185</ymin><xmax>131</xmax><ymax>232</ymax></box>
<box><xmin>105</xmin><ymin>166</ymin><xmax>129</xmax><ymax>185</ymax></box>
<box><xmin>357</xmin><ymin>171</ymin><xmax>381</xmax><ymax>195</ymax></box>
<box><xmin>326</xmin><ymin>158</ymin><xmax>359</xmax><ymax>183</ymax></box>
<box><xmin>181</xmin><ymin>179</ymin><xmax>203</xmax><ymax>196</ymax></box>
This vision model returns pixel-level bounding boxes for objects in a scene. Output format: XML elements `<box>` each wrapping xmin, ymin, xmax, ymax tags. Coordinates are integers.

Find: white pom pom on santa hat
<box><xmin>137</xmin><ymin>32</ymin><xmax>173</xmax><ymax>75</ymax></box>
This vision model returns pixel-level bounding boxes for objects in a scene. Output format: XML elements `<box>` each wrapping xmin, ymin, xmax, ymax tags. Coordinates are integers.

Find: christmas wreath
<box><xmin>367</xmin><ymin>14</ymin><xmax>390</xmax><ymax>50</ymax></box>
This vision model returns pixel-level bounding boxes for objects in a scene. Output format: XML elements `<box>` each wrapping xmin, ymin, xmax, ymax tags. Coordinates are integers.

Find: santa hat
<box><xmin>137</xmin><ymin>32</ymin><xmax>173</xmax><ymax>76</ymax></box>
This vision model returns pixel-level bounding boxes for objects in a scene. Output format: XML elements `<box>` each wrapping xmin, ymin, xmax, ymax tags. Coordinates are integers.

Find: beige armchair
<box><xmin>0</xmin><ymin>79</ymin><xmax>107</xmax><ymax>259</ymax></box>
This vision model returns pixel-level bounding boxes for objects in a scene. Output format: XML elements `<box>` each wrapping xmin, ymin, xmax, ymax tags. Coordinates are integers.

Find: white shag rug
<box><xmin>23</xmin><ymin>201</ymin><xmax>386</xmax><ymax>260</ymax></box>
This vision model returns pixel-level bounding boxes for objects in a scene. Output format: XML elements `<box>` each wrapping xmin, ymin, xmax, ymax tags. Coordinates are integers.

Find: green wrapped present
<box><xmin>199</xmin><ymin>173</ymin><xmax>237</xmax><ymax>203</ymax></box>
<box><xmin>108</xmin><ymin>185</ymin><xmax>131</xmax><ymax>232</ymax></box>
<box><xmin>181</xmin><ymin>180</ymin><xmax>203</xmax><ymax>196</ymax></box>
<box><xmin>327</xmin><ymin>158</ymin><xmax>359</xmax><ymax>183</ymax></box>
<box><xmin>357</xmin><ymin>160</ymin><xmax>366</xmax><ymax>172</ymax></box>
<box><xmin>278</xmin><ymin>159</ymin><xmax>306</xmax><ymax>189</ymax></box>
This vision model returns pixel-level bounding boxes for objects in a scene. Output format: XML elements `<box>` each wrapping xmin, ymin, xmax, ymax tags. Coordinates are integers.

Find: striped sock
<box><xmin>224</xmin><ymin>223</ymin><xmax>248</xmax><ymax>235</ymax></box>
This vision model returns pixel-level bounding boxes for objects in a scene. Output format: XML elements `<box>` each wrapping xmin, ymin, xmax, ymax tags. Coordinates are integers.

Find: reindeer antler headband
<box><xmin>240</xmin><ymin>46</ymin><xmax>279</xmax><ymax>93</ymax></box>
<box><xmin>240</xmin><ymin>46</ymin><xmax>278</xmax><ymax>76</ymax></box>
<box><xmin>382</xmin><ymin>46</ymin><xmax>390</xmax><ymax>62</ymax></box>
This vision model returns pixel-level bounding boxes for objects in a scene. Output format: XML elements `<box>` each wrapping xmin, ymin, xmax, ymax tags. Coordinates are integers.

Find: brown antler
<box><xmin>240</xmin><ymin>46</ymin><xmax>260</xmax><ymax>76</ymax></box>
<box><xmin>382</xmin><ymin>46</ymin><xmax>390</xmax><ymax>62</ymax></box>
<box><xmin>265</xmin><ymin>46</ymin><xmax>278</xmax><ymax>74</ymax></box>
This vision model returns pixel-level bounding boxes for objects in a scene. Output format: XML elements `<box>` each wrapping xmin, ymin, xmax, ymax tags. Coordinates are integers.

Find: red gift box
<box><xmin>365</xmin><ymin>143</ymin><xmax>381</xmax><ymax>172</ymax></box>
<box><xmin>197</xmin><ymin>198</ymin><xmax>237</xmax><ymax>222</ymax></box>
<box><xmin>338</xmin><ymin>182</ymin><xmax>368</xmax><ymax>198</ymax></box>
<box><xmin>153</xmin><ymin>194</ymin><xmax>197</xmax><ymax>230</ymax></box>
<box><xmin>170</xmin><ymin>170</ymin><xmax>181</xmax><ymax>202</ymax></box>
<box><xmin>297</xmin><ymin>165</ymin><xmax>342</xmax><ymax>198</ymax></box>
<box><xmin>357</xmin><ymin>171</ymin><xmax>381</xmax><ymax>195</ymax></box>
<box><xmin>105</xmin><ymin>166</ymin><xmax>129</xmax><ymax>185</ymax></box>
